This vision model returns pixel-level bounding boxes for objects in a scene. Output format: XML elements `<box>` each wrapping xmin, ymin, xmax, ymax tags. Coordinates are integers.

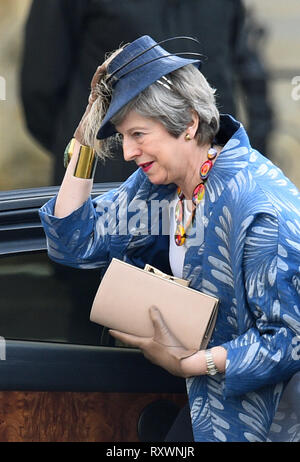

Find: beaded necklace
<box><xmin>174</xmin><ymin>145</ymin><xmax>218</xmax><ymax>246</ymax></box>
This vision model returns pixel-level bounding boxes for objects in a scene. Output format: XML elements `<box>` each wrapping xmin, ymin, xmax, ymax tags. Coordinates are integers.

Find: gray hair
<box><xmin>112</xmin><ymin>64</ymin><xmax>220</xmax><ymax>146</ymax></box>
<box><xmin>84</xmin><ymin>63</ymin><xmax>220</xmax><ymax>161</ymax></box>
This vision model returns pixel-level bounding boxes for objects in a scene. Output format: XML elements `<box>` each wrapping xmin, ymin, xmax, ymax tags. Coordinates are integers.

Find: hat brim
<box><xmin>97</xmin><ymin>56</ymin><xmax>201</xmax><ymax>140</ymax></box>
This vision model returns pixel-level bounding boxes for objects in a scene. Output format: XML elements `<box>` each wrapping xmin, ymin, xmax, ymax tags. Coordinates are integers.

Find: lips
<box><xmin>139</xmin><ymin>161</ymin><xmax>154</xmax><ymax>172</ymax></box>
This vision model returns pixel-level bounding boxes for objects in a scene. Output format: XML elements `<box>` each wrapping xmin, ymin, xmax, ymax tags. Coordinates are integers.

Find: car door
<box><xmin>0</xmin><ymin>184</ymin><xmax>188</xmax><ymax>442</ymax></box>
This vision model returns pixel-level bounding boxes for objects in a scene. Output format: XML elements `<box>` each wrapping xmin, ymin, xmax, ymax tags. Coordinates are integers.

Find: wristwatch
<box><xmin>205</xmin><ymin>349</ymin><xmax>219</xmax><ymax>376</ymax></box>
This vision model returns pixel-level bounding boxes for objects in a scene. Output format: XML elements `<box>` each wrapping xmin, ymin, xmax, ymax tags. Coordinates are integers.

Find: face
<box><xmin>116</xmin><ymin>110</ymin><xmax>190</xmax><ymax>186</ymax></box>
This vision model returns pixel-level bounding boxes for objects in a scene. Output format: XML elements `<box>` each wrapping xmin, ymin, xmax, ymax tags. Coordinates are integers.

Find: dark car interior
<box><xmin>0</xmin><ymin>185</ymin><xmax>188</xmax><ymax>442</ymax></box>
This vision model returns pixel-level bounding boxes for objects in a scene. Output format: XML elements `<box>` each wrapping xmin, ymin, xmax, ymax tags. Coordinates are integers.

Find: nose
<box><xmin>122</xmin><ymin>136</ymin><xmax>142</xmax><ymax>162</ymax></box>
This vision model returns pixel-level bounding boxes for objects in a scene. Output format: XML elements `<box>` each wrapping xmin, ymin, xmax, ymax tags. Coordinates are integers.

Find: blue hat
<box><xmin>96</xmin><ymin>35</ymin><xmax>202</xmax><ymax>139</ymax></box>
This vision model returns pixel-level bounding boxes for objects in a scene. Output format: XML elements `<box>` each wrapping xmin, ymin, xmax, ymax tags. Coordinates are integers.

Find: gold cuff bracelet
<box><xmin>64</xmin><ymin>138</ymin><xmax>98</xmax><ymax>179</ymax></box>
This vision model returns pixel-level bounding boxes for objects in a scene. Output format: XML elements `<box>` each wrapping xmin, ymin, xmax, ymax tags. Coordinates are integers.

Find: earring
<box><xmin>185</xmin><ymin>133</ymin><xmax>191</xmax><ymax>141</ymax></box>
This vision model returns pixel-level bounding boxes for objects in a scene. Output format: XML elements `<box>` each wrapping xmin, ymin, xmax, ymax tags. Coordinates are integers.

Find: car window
<box><xmin>0</xmin><ymin>251</ymin><xmax>113</xmax><ymax>346</ymax></box>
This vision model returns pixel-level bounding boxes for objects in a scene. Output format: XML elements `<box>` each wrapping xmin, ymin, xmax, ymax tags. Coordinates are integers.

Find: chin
<box><xmin>147</xmin><ymin>173</ymin><xmax>170</xmax><ymax>186</ymax></box>
<box><xmin>148</xmin><ymin>178</ymin><xmax>170</xmax><ymax>186</ymax></box>
<box><xmin>148</xmin><ymin>177</ymin><xmax>161</xmax><ymax>185</ymax></box>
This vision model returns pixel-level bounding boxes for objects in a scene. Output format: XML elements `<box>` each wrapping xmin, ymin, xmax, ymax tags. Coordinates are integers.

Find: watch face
<box><xmin>208</xmin><ymin>367</ymin><xmax>217</xmax><ymax>375</ymax></box>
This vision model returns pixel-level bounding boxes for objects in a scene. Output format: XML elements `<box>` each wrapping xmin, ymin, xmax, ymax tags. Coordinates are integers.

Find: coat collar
<box><xmin>205</xmin><ymin>114</ymin><xmax>251</xmax><ymax>211</ymax></box>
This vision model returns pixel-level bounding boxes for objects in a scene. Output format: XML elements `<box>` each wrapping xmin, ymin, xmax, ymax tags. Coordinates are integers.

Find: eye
<box><xmin>130</xmin><ymin>131</ymin><xmax>146</xmax><ymax>144</ymax></box>
<box><xmin>132</xmin><ymin>131</ymin><xmax>144</xmax><ymax>139</ymax></box>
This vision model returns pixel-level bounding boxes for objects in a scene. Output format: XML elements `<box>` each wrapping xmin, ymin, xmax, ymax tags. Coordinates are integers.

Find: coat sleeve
<box><xmin>39</xmin><ymin>170</ymin><xmax>146</xmax><ymax>268</ymax></box>
<box><xmin>38</xmin><ymin>178</ymin><xmax>131</xmax><ymax>269</ymax></box>
<box><xmin>39</xmin><ymin>196</ymin><xmax>109</xmax><ymax>269</ymax></box>
<box><xmin>222</xmin><ymin>213</ymin><xmax>300</xmax><ymax>398</ymax></box>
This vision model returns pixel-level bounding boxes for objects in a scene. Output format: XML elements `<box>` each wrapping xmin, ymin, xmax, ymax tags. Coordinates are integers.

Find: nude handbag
<box><xmin>90</xmin><ymin>258</ymin><xmax>219</xmax><ymax>351</ymax></box>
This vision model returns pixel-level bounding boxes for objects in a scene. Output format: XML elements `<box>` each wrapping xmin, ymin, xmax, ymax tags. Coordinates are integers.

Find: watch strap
<box><xmin>205</xmin><ymin>349</ymin><xmax>219</xmax><ymax>376</ymax></box>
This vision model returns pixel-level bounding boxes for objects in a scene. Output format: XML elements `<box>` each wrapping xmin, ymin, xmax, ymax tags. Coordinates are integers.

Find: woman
<box><xmin>39</xmin><ymin>36</ymin><xmax>300</xmax><ymax>442</ymax></box>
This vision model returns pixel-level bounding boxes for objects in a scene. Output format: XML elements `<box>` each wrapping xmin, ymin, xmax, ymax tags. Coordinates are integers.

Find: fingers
<box><xmin>109</xmin><ymin>307</ymin><xmax>173</xmax><ymax>350</ymax></box>
<box><xmin>149</xmin><ymin>305</ymin><xmax>163</xmax><ymax>323</ymax></box>
<box><xmin>88</xmin><ymin>65</ymin><xmax>107</xmax><ymax>105</ymax></box>
<box><xmin>149</xmin><ymin>306</ymin><xmax>182</xmax><ymax>347</ymax></box>
<box><xmin>91</xmin><ymin>64</ymin><xmax>106</xmax><ymax>88</ymax></box>
<box><xmin>109</xmin><ymin>329</ymin><xmax>146</xmax><ymax>348</ymax></box>
<box><xmin>149</xmin><ymin>306</ymin><xmax>169</xmax><ymax>336</ymax></box>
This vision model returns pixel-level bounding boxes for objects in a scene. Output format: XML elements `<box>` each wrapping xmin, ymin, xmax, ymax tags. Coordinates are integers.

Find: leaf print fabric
<box><xmin>39</xmin><ymin>115</ymin><xmax>300</xmax><ymax>441</ymax></box>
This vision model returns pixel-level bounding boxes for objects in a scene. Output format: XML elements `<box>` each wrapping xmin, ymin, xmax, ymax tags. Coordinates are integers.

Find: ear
<box><xmin>186</xmin><ymin>110</ymin><xmax>199</xmax><ymax>139</ymax></box>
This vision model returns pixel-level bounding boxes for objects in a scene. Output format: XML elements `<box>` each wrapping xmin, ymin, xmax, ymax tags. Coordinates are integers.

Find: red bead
<box><xmin>192</xmin><ymin>183</ymin><xmax>205</xmax><ymax>206</ymax></box>
<box><xmin>175</xmin><ymin>224</ymin><xmax>186</xmax><ymax>246</ymax></box>
<box><xmin>200</xmin><ymin>160</ymin><xmax>213</xmax><ymax>179</ymax></box>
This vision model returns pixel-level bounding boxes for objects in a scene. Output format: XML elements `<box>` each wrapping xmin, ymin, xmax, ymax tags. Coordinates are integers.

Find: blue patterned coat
<box><xmin>39</xmin><ymin>115</ymin><xmax>300</xmax><ymax>441</ymax></box>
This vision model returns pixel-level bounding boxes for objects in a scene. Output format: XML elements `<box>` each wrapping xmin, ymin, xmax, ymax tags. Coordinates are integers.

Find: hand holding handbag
<box><xmin>90</xmin><ymin>258</ymin><xmax>219</xmax><ymax>351</ymax></box>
